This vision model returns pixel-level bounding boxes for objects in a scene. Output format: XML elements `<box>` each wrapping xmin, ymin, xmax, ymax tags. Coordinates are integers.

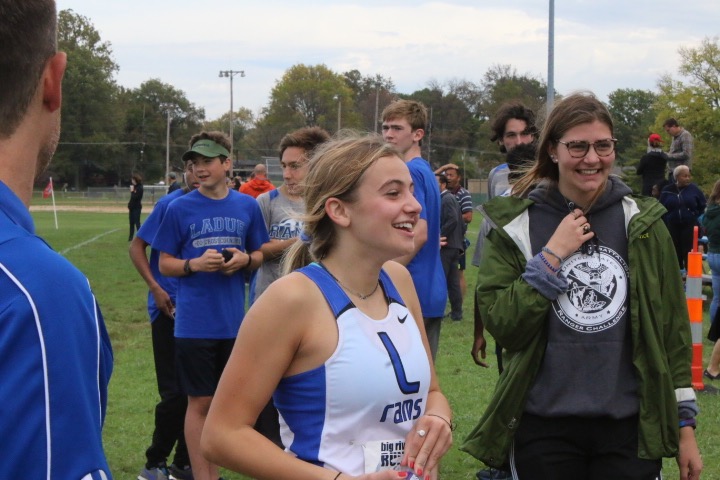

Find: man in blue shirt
<box><xmin>382</xmin><ymin>99</ymin><xmax>446</xmax><ymax>360</ymax></box>
<box><xmin>0</xmin><ymin>1</ymin><xmax>113</xmax><ymax>478</ymax></box>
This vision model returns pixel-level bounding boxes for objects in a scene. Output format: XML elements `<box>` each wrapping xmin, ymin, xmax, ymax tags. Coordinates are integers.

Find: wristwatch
<box><xmin>183</xmin><ymin>259</ymin><xmax>195</xmax><ymax>275</ymax></box>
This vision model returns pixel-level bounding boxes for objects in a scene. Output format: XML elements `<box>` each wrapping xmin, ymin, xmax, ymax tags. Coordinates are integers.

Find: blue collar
<box><xmin>0</xmin><ymin>180</ymin><xmax>35</xmax><ymax>234</ymax></box>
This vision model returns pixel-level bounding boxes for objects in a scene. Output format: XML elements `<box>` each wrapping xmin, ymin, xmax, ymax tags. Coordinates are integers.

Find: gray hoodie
<box><xmin>523</xmin><ymin>176</ymin><xmax>640</xmax><ymax>419</ymax></box>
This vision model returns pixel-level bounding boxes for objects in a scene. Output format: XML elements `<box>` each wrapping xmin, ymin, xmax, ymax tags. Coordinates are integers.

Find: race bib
<box><xmin>361</xmin><ymin>440</ymin><xmax>421</xmax><ymax>479</ymax></box>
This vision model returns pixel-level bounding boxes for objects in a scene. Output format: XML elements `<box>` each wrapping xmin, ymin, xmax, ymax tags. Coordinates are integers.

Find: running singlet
<box><xmin>273</xmin><ymin>263</ymin><xmax>431</xmax><ymax>475</ymax></box>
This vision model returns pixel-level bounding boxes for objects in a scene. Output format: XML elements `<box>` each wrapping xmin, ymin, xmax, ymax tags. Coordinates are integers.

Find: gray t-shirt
<box><xmin>254</xmin><ymin>190</ymin><xmax>304</xmax><ymax>299</ymax></box>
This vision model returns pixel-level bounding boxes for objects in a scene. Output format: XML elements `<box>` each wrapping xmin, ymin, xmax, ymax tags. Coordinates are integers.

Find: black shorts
<box><xmin>175</xmin><ymin>338</ymin><xmax>235</xmax><ymax>397</ymax></box>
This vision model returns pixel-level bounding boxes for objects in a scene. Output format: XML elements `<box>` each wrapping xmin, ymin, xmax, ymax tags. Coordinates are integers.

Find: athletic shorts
<box><xmin>175</xmin><ymin>338</ymin><xmax>235</xmax><ymax>397</ymax></box>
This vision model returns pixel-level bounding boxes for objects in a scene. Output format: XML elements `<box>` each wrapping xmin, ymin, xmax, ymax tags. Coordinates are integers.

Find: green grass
<box><xmin>31</xmin><ymin>208</ymin><xmax>720</xmax><ymax>479</ymax></box>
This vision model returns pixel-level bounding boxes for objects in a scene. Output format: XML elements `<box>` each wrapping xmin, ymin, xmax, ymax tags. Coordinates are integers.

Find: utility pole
<box><xmin>374</xmin><ymin>82</ymin><xmax>380</xmax><ymax>133</ymax></box>
<box><xmin>159</xmin><ymin>103</ymin><xmax>175</xmax><ymax>189</ymax></box>
<box><xmin>218</xmin><ymin>70</ymin><xmax>245</xmax><ymax>160</ymax></box>
<box><xmin>547</xmin><ymin>0</ymin><xmax>555</xmax><ymax>115</ymax></box>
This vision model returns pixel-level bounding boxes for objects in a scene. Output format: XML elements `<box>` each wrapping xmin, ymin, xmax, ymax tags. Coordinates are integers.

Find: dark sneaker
<box><xmin>138</xmin><ymin>463</ymin><xmax>170</xmax><ymax>480</ymax></box>
<box><xmin>168</xmin><ymin>464</ymin><xmax>193</xmax><ymax>480</ymax></box>
<box><xmin>476</xmin><ymin>467</ymin><xmax>511</xmax><ymax>480</ymax></box>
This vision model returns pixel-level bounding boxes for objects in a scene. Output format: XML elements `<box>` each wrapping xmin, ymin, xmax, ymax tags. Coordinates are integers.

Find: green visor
<box><xmin>181</xmin><ymin>139</ymin><xmax>230</xmax><ymax>161</ymax></box>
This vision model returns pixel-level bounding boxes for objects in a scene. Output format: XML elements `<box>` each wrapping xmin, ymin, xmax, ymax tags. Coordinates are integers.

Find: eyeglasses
<box><xmin>558</xmin><ymin>138</ymin><xmax>617</xmax><ymax>158</ymax></box>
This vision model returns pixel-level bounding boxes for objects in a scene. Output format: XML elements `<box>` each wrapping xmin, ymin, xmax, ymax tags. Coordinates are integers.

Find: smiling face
<box><xmin>191</xmin><ymin>155</ymin><xmax>231</xmax><ymax>196</ymax></box>
<box><xmin>280</xmin><ymin>146</ymin><xmax>309</xmax><ymax>199</ymax></box>
<box><xmin>550</xmin><ymin>120</ymin><xmax>615</xmax><ymax>207</ymax></box>
<box><xmin>343</xmin><ymin>154</ymin><xmax>421</xmax><ymax>259</ymax></box>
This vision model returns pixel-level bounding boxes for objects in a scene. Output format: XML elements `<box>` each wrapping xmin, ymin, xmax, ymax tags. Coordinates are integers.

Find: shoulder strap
<box><xmin>297</xmin><ymin>263</ymin><xmax>353</xmax><ymax>317</ymax></box>
<box><xmin>378</xmin><ymin>268</ymin><xmax>405</xmax><ymax>307</ymax></box>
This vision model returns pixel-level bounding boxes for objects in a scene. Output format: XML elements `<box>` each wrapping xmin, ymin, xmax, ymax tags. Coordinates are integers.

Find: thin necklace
<box><xmin>318</xmin><ymin>262</ymin><xmax>380</xmax><ymax>300</ymax></box>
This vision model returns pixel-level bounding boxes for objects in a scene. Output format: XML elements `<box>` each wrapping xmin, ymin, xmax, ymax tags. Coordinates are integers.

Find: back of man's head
<box><xmin>490</xmin><ymin>101</ymin><xmax>537</xmax><ymax>144</ymax></box>
<box><xmin>0</xmin><ymin>0</ymin><xmax>58</xmax><ymax>138</ymax></box>
<box><xmin>254</xmin><ymin>164</ymin><xmax>268</xmax><ymax>177</ymax></box>
<box><xmin>381</xmin><ymin>99</ymin><xmax>428</xmax><ymax>131</ymax></box>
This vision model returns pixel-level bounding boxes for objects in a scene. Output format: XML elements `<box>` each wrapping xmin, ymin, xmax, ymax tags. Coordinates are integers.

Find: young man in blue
<box><xmin>129</xmin><ymin>159</ymin><xmax>199</xmax><ymax>480</ymax></box>
<box><xmin>0</xmin><ymin>1</ymin><xmax>113</xmax><ymax>478</ymax></box>
<box><xmin>382</xmin><ymin>99</ymin><xmax>446</xmax><ymax>361</ymax></box>
<box><xmin>153</xmin><ymin>131</ymin><xmax>269</xmax><ymax>480</ymax></box>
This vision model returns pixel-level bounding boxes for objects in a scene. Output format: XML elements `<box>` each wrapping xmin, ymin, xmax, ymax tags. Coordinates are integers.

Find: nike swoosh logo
<box><xmin>398</xmin><ymin>314</ymin><xmax>408</xmax><ymax>324</ymax></box>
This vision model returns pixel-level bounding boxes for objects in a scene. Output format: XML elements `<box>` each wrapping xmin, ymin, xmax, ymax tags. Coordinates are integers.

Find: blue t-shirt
<box><xmin>136</xmin><ymin>188</ymin><xmax>185</xmax><ymax>322</ymax></box>
<box><xmin>152</xmin><ymin>189</ymin><xmax>269</xmax><ymax>339</ymax></box>
<box><xmin>406</xmin><ymin>157</ymin><xmax>447</xmax><ymax>318</ymax></box>
<box><xmin>0</xmin><ymin>181</ymin><xmax>113</xmax><ymax>479</ymax></box>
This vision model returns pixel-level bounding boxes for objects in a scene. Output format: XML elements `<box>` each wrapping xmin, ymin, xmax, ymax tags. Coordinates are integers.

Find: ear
<box><xmin>412</xmin><ymin>128</ymin><xmax>425</xmax><ymax>143</ymax></box>
<box><xmin>325</xmin><ymin>197</ymin><xmax>351</xmax><ymax>228</ymax></box>
<box><xmin>42</xmin><ymin>52</ymin><xmax>67</xmax><ymax>112</ymax></box>
<box><xmin>547</xmin><ymin>143</ymin><xmax>558</xmax><ymax>160</ymax></box>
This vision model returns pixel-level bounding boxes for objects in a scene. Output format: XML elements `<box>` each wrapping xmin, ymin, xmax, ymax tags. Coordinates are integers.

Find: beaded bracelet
<box><xmin>679</xmin><ymin>418</ymin><xmax>697</xmax><ymax>429</ymax></box>
<box><xmin>538</xmin><ymin>252</ymin><xmax>560</xmax><ymax>274</ymax></box>
<box><xmin>427</xmin><ymin>413</ymin><xmax>457</xmax><ymax>431</ymax></box>
<box><xmin>541</xmin><ymin>246</ymin><xmax>564</xmax><ymax>264</ymax></box>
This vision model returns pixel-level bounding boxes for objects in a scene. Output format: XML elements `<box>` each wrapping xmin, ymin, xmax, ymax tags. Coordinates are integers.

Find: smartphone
<box><xmin>221</xmin><ymin>249</ymin><xmax>233</xmax><ymax>263</ymax></box>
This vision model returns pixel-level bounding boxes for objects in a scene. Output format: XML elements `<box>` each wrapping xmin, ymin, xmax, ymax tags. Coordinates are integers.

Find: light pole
<box><xmin>159</xmin><ymin>103</ymin><xmax>174</xmax><ymax>189</ymax></box>
<box><xmin>374</xmin><ymin>82</ymin><xmax>380</xmax><ymax>133</ymax></box>
<box><xmin>547</xmin><ymin>0</ymin><xmax>555</xmax><ymax>114</ymax></box>
<box><xmin>334</xmin><ymin>95</ymin><xmax>342</xmax><ymax>132</ymax></box>
<box><xmin>219</xmin><ymin>69</ymin><xmax>245</xmax><ymax>160</ymax></box>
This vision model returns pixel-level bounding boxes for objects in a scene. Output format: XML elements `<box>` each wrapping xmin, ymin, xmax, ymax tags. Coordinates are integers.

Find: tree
<box><xmin>654</xmin><ymin>36</ymin><xmax>720</xmax><ymax>190</ymax></box>
<box><xmin>120</xmin><ymin>79</ymin><xmax>205</xmax><ymax>183</ymax></box>
<box><xmin>404</xmin><ymin>81</ymin><xmax>481</xmax><ymax>170</ymax></box>
<box><xmin>265</xmin><ymin>64</ymin><xmax>360</xmax><ymax>135</ymax></box>
<box><xmin>607</xmin><ymin>89</ymin><xmax>658</xmax><ymax>158</ymax></box>
<box><xmin>53</xmin><ymin>9</ymin><xmax>121</xmax><ymax>188</ymax></box>
<box><xmin>204</xmin><ymin>107</ymin><xmax>255</xmax><ymax>160</ymax></box>
<box><xmin>479</xmin><ymin>64</ymin><xmax>549</xmax><ymax>121</ymax></box>
<box><xmin>343</xmin><ymin>70</ymin><xmax>395</xmax><ymax>132</ymax></box>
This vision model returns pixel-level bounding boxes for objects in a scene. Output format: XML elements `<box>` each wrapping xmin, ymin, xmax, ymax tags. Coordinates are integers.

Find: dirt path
<box><xmin>29</xmin><ymin>205</ymin><xmax>155</xmax><ymax>213</ymax></box>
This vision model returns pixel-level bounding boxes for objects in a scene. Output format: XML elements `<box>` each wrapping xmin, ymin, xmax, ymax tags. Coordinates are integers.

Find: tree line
<box><xmin>50</xmin><ymin>10</ymin><xmax>720</xmax><ymax>193</ymax></box>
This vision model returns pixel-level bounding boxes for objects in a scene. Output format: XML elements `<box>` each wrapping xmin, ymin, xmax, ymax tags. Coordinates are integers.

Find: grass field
<box><xmin>30</xmin><ymin>204</ymin><xmax>719</xmax><ymax>479</ymax></box>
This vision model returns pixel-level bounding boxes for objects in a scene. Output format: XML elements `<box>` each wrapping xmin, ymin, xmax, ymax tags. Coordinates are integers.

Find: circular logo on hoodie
<box><xmin>553</xmin><ymin>245</ymin><xmax>628</xmax><ymax>333</ymax></box>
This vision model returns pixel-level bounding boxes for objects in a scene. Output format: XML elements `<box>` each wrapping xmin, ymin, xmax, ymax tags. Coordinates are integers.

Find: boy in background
<box><xmin>153</xmin><ymin>131</ymin><xmax>269</xmax><ymax>480</ymax></box>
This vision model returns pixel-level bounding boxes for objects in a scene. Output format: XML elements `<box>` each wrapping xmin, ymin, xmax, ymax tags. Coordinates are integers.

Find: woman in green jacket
<box><xmin>461</xmin><ymin>92</ymin><xmax>702</xmax><ymax>479</ymax></box>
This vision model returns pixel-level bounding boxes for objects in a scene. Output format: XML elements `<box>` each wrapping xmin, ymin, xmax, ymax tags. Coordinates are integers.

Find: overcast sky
<box><xmin>56</xmin><ymin>0</ymin><xmax>718</xmax><ymax>120</ymax></box>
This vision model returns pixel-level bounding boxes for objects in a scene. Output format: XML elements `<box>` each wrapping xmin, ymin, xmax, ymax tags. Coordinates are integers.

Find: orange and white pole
<box><xmin>687</xmin><ymin>226</ymin><xmax>705</xmax><ymax>391</ymax></box>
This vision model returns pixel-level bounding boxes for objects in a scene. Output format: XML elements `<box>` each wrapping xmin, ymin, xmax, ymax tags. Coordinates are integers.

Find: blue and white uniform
<box><xmin>0</xmin><ymin>181</ymin><xmax>113</xmax><ymax>479</ymax></box>
<box><xmin>153</xmin><ymin>189</ymin><xmax>269</xmax><ymax>339</ymax></box>
<box><xmin>273</xmin><ymin>263</ymin><xmax>431</xmax><ymax>475</ymax></box>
